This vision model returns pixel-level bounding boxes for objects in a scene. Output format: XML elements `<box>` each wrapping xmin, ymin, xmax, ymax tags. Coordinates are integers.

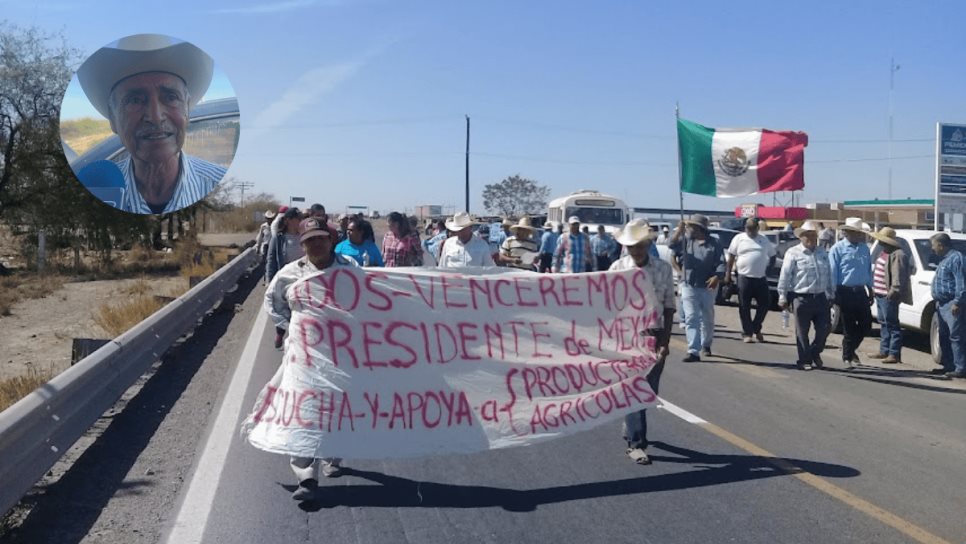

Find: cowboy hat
<box><xmin>615</xmin><ymin>219</ymin><xmax>657</xmax><ymax>246</ymax></box>
<box><xmin>794</xmin><ymin>220</ymin><xmax>821</xmax><ymax>237</ymax></box>
<box><xmin>445</xmin><ymin>211</ymin><xmax>478</xmax><ymax>231</ymax></box>
<box><xmin>684</xmin><ymin>214</ymin><xmax>710</xmax><ymax>230</ymax></box>
<box><xmin>839</xmin><ymin>217</ymin><xmax>870</xmax><ymax>233</ymax></box>
<box><xmin>501</xmin><ymin>218</ymin><xmax>514</xmax><ymax>227</ymax></box>
<box><xmin>567</xmin><ymin>216</ymin><xmax>581</xmax><ymax>225</ymax></box>
<box><xmin>509</xmin><ymin>217</ymin><xmax>536</xmax><ymax>234</ymax></box>
<box><xmin>264</xmin><ymin>210</ymin><xmax>276</xmax><ymax>219</ymax></box>
<box><xmin>77</xmin><ymin>34</ymin><xmax>214</xmax><ymax>120</ymax></box>
<box><xmin>872</xmin><ymin>226</ymin><xmax>901</xmax><ymax>247</ymax></box>
<box><xmin>543</xmin><ymin>221</ymin><xmax>554</xmax><ymax>229</ymax></box>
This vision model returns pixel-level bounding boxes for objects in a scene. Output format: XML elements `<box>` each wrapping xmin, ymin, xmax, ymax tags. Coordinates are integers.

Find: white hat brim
<box><xmin>445</xmin><ymin>219</ymin><xmax>478</xmax><ymax>231</ymax></box>
<box><xmin>77</xmin><ymin>39</ymin><xmax>214</xmax><ymax>119</ymax></box>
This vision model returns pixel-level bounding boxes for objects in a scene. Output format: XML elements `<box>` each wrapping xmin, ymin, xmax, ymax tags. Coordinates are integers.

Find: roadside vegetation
<box><xmin>0</xmin><ymin>366</ymin><xmax>57</xmax><ymax>413</ymax></box>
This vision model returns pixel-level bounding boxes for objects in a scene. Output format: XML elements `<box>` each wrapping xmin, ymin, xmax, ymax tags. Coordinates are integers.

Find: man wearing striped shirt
<box><xmin>868</xmin><ymin>228</ymin><xmax>911</xmax><ymax>364</ymax></box>
<box><xmin>553</xmin><ymin>216</ymin><xmax>592</xmax><ymax>273</ymax></box>
<box><xmin>930</xmin><ymin>233</ymin><xmax>966</xmax><ymax>379</ymax></box>
<box><xmin>778</xmin><ymin>221</ymin><xmax>834</xmax><ymax>370</ymax></box>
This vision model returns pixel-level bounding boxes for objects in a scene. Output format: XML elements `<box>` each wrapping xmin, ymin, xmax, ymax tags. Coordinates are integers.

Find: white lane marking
<box><xmin>656</xmin><ymin>397</ymin><xmax>708</xmax><ymax>424</ymax></box>
<box><xmin>164</xmin><ymin>309</ymin><xmax>268</xmax><ymax>544</ymax></box>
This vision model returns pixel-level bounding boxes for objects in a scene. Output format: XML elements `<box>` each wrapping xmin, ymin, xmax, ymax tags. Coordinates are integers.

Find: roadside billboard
<box><xmin>936</xmin><ymin>123</ymin><xmax>966</xmax><ymax>224</ymax></box>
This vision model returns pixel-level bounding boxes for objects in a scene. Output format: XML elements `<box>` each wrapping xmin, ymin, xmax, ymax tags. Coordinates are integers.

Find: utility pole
<box><xmin>888</xmin><ymin>56</ymin><xmax>900</xmax><ymax>199</ymax></box>
<box><xmin>465</xmin><ymin>115</ymin><xmax>471</xmax><ymax>214</ymax></box>
<box><xmin>237</xmin><ymin>181</ymin><xmax>254</xmax><ymax>206</ymax></box>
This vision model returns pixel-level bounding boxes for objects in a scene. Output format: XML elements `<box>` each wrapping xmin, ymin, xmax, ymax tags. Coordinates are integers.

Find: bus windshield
<box><xmin>565</xmin><ymin>207</ymin><xmax>624</xmax><ymax>226</ymax></box>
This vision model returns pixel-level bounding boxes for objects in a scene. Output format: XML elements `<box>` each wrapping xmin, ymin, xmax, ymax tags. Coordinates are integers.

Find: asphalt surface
<box><xmin>165</xmin><ymin>294</ymin><xmax>966</xmax><ymax>544</ymax></box>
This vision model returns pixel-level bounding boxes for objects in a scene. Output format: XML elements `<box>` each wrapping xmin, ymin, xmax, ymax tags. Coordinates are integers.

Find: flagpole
<box><xmin>676</xmin><ymin>102</ymin><xmax>684</xmax><ymax>222</ymax></box>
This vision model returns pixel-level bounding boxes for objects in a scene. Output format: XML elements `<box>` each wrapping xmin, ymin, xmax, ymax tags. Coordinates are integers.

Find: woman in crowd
<box><xmin>335</xmin><ymin>218</ymin><xmax>384</xmax><ymax>266</ymax></box>
<box><xmin>265</xmin><ymin>207</ymin><xmax>304</xmax><ymax>348</ymax></box>
<box><xmin>382</xmin><ymin>211</ymin><xmax>423</xmax><ymax>267</ymax></box>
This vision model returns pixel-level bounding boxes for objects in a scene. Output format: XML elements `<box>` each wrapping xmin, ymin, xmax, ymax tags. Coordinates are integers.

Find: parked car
<box><xmin>870</xmin><ymin>230</ymin><xmax>966</xmax><ymax>364</ymax></box>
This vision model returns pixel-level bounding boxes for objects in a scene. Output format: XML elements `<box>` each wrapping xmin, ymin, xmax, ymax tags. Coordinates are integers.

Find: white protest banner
<box><xmin>243</xmin><ymin>266</ymin><xmax>662</xmax><ymax>459</ymax></box>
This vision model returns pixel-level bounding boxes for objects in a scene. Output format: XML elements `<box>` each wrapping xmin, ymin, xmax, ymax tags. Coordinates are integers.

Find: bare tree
<box><xmin>481</xmin><ymin>174</ymin><xmax>551</xmax><ymax>218</ymax></box>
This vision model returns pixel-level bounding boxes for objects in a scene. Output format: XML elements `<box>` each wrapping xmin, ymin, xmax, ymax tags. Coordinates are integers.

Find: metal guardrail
<box><xmin>0</xmin><ymin>246</ymin><xmax>258</xmax><ymax>518</ymax></box>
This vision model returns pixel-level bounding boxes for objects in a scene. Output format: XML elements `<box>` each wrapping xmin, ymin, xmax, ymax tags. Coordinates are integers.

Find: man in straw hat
<box><xmin>929</xmin><ymin>233</ymin><xmax>966</xmax><ymax>379</ymax></box>
<box><xmin>828</xmin><ymin>217</ymin><xmax>874</xmax><ymax>369</ymax></box>
<box><xmin>553</xmin><ymin>216</ymin><xmax>593</xmax><ymax>273</ymax></box>
<box><xmin>498</xmin><ymin>217</ymin><xmax>540</xmax><ymax>270</ymax></box>
<box><xmin>669</xmin><ymin>214</ymin><xmax>724</xmax><ymax>362</ymax></box>
<box><xmin>255</xmin><ymin>209</ymin><xmax>276</xmax><ymax>264</ymax></box>
<box><xmin>76</xmin><ymin>34</ymin><xmax>227</xmax><ymax>214</ymax></box>
<box><xmin>778</xmin><ymin>220</ymin><xmax>835</xmax><ymax>370</ymax></box>
<box><xmin>868</xmin><ymin>227</ymin><xmax>911</xmax><ymax>364</ymax></box>
<box><xmin>263</xmin><ymin>217</ymin><xmax>357</xmax><ymax>501</ymax></box>
<box><xmin>438</xmin><ymin>212</ymin><xmax>495</xmax><ymax>268</ymax></box>
<box><xmin>609</xmin><ymin>220</ymin><xmax>676</xmax><ymax>465</ymax></box>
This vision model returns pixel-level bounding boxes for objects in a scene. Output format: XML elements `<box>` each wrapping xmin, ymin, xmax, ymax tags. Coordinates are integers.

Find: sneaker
<box><xmin>626</xmin><ymin>447</ymin><xmax>651</xmax><ymax>465</ymax></box>
<box><xmin>844</xmin><ymin>360</ymin><xmax>854</xmax><ymax>371</ymax></box>
<box><xmin>868</xmin><ymin>352</ymin><xmax>888</xmax><ymax>360</ymax></box>
<box><xmin>812</xmin><ymin>355</ymin><xmax>824</xmax><ymax>369</ymax></box>
<box><xmin>795</xmin><ymin>361</ymin><xmax>807</xmax><ymax>370</ymax></box>
<box><xmin>945</xmin><ymin>370</ymin><xmax>966</xmax><ymax>379</ymax></box>
<box><xmin>274</xmin><ymin>331</ymin><xmax>284</xmax><ymax>349</ymax></box>
<box><xmin>292</xmin><ymin>479</ymin><xmax>318</xmax><ymax>501</ymax></box>
<box><xmin>682</xmin><ymin>353</ymin><xmax>701</xmax><ymax>362</ymax></box>
<box><xmin>321</xmin><ymin>459</ymin><xmax>343</xmax><ymax>478</ymax></box>
<box><xmin>701</xmin><ymin>349</ymin><xmax>713</xmax><ymax>358</ymax></box>
<box><xmin>742</xmin><ymin>336</ymin><xmax>754</xmax><ymax>344</ymax></box>
<box><xmin>755</xmin><ymin>332</ymin><xmax>765</xmax><ymax>343</ymax></box>
<box><xmin>929</xmin><ymin>368</ymin><xmax>949</xmax><ymax>375</ymax></box>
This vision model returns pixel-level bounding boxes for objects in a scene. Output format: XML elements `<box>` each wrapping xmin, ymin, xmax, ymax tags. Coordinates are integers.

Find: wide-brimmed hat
<box><xmin>543</xmin><ymin>221</ymin><xmax>554</xmax><ymax>229</ymax></box>
<box><xmin>794</xmin><ymin>220</ymin><xmax>821</xmax><ymax>237</ymax></box>
<box><xmin>567</xmin><ymin>216</ymin><xmax>581</xmax><ymax>225</ymax></box>
<box><xmin>501</xmin><ymin>218</ymin><xmax>514</xmax><ymax>227</ymax></box>
<box><xmin>264</xmin><ymin>210</ymin><xmax>276</xmax><ymax>219</ymax></box>
<box><xmin>445</xmin><ymin>211</ymin><xmax>478</xmax><ymax>231</ymax></box>
<box><xmin>839</xmin><ymin>217</ymin><xmax>870</xmax><ymax>233</ymax></box>
<box><xmin>299</xmin><ymin>217</ymin><xmax>334</xmax><ymax>243</ymax></box>
<box><xmin>872</xmin><ymin>226</ymin><xmax>900</xmax><ymax>247</ymax></box>
<box><xmin>77</xmin><ymin>33</ymin><xmax>214</xmax><ymax>120</ymax></box>
<box><xmin>509</xmin><ymin>217</ymin><xmax>536</xmax><ymax>234</ymax></box>
<box><xmin>615</xmin><ymin>219</ymin><xmax>658</xmax><ymax>246</ymax></box>
<box><xmin>684</xmin><ymin>214</ymin><xmax>710</xmax><ymax>230</ymax></box>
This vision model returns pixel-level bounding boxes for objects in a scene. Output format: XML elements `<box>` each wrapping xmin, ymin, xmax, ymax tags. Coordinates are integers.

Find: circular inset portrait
<box><xmin>60</xmin><ymin>33</ymin><xmax>239</xmax><ymax>214</ymax></box>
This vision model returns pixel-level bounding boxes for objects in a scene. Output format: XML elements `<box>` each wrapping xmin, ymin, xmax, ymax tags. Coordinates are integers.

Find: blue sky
<box><xmin>7</xmin><ymin>0</ymin><xmax>965</xmax><ymax>215</ymax></box>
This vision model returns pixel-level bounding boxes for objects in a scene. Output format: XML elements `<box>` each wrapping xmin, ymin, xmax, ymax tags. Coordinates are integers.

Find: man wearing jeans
<box><xmin>868</xmin><ymin>227</ymin><xmax>911</xmax><ymax>364</ymax></box>
<box><xmin>930</xmin><ymin>233</ymin><xmax>966</xmax><ymax>379</ymax></box>
<box><xmin>669</xmin><ymin>214</ymin><xmax>723</xmax><ymax>362</ymax></box>
<box><xmin>778</xmin><ymin>221</ymin><xmax>834</xmax><ymax>370</ymax></box>
<box><xmin>725</xmin><ymin>217</ymin><xmax>776</xmax><ymax>343</ymax></box>
<box><xmin>829</xmin><ymin>217</ymin><xmax>874</xmax><ymax>370</ymax></box>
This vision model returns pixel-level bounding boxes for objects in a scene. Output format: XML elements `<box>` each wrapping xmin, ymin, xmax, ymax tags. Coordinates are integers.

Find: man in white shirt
<box><xmin>438</xmin><ymin>212</ymin><xmax>495</xmax><ymax>268</ymax></box>
<box><xmin>777</xmin><ymin>221</ymin><xmax>834</xmax><ymax>371</ymax></box>
<box><xmin>724</xmin><ymin>218</ymin><xmax>777</xmax><ymax>343</ymax></box>
<box><xmin>609</xmin><ymin>220</ymin><xmax>675</xmax><ymax>465</ymax></box>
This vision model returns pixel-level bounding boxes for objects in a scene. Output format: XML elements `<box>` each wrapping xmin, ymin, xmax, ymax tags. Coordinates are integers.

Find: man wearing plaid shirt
<box><xmin>930</xmin><ymin>233</ymin><xmax>966</xmax><ymax>379</ymax></box>
<box><xmin>591</xmin><ymin>225</ymin><xmax>618</xmax><ymax>271</ymax></box>
<box><xmin>553</xmin><ymin>216</ymin><xmax>592</xmax><ymax>273</ymax></box>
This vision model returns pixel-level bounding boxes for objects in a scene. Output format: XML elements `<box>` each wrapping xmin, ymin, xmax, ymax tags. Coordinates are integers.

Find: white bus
<box><xmin>546</xmin><ymin>190</ymin><xmax>630</xmax><ymax>233</ymax></box>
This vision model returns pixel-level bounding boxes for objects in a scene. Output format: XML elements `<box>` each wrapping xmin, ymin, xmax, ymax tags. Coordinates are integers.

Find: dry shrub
<box><xmin>123</xmin><ymin>277</ymin><xmax>152</xmax><ymax>296</ymax></box>
<box><xmin>0</xmin><ymin>274</ymin><xmax>65</xmax><ymax>318</ymax></box>
<box><xmin>93</xmin><ymin>296</ymin><xmax>163</xmax><ymax>337</ymax></box>
<box><xmin>0</xmin><ymin>366</ymin><xmax>57</xmax><ymax>413</ymax></box>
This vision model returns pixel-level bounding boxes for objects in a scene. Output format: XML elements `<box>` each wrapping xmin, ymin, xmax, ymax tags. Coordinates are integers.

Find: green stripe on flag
<box><xmin>677</xmin><ymin>119</ymin><xmax>716</xmax><ymax>196</ymax></box>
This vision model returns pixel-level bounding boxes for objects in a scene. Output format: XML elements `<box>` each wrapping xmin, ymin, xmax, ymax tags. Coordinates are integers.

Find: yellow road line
<box><xmin>699</xmin><ymin>421</ymin><xmax>953</xmax><ymax>544</ymax></box>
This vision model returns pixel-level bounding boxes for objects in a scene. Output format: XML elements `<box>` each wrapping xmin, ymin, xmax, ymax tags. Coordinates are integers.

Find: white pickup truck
<box><xmin>869</xmin><ymin>229</ymin><xmax>966</xmax><ymax>364</ymax></box>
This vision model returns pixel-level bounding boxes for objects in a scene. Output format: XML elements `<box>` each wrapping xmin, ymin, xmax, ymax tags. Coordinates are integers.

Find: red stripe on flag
<box><xmin>757</xmin><ymin>129</ymin><xmax>808</xmax><ymax>193</ymax></box>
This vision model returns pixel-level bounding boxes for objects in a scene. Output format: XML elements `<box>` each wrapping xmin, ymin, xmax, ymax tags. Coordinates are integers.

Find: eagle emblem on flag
<box><xmin>717</xmin><ymin>147</ymin><xmax>750</xmax><ymax>177</ymax></box>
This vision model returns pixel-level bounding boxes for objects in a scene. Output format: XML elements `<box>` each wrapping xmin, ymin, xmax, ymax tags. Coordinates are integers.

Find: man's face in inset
<box><xmin>109</xmin><ymin>71</ymin><xmax>189</xmax><ymax>165</ymax></box>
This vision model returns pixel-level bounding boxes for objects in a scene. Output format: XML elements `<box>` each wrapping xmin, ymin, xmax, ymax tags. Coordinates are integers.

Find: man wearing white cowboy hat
<box><xmin>499</xmin><ymin>217</ymin><xmax>540</xmax><ymax>270</ymax></box>
<box><xmin>828</xmin><ymin>217</ymin><xmax>874</xmax><ymax>369</ymax></box>
<box><xmin>669</xmin><ymin>214</ymin><xmax>724</xmax><ymax>361</ymax></box>
<box><xmin>553</xmin><ymin>216</ymin><xmax>593</xmax><ymax>273</ymax></box>
<box><xmin>778</xmin><ymin>220</ymin><xmax>834</xmax><ymax>370</ymax></box>
<box><xmin>255</xmin><ymin>209</ymin><xmax>276</xmax><ymax>263</ymax></box>
<box><xmin>868</xmin><ymin>227</ymin><xmax>911</xmax><ymax>364</ymax></box>
<box><xmin>609</xmin><ymin>220</ymin><xmax>676</xmax><ymax>465</ymax></box>
<box><xmin>76</xmin><ymin>34</ymin><xmax>226</xmax><ymax>214</ymax></box>
<box><xmin>438</xmin><ymin>212</ymin><xmax>495</xmax><ymax>268</ymax></box>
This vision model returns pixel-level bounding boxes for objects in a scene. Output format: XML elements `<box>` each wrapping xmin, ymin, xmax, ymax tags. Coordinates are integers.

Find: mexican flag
<box><xmin>677</xmin><ymin>118</ymin><xmax>808</xmax><ymax>197</ymax></box>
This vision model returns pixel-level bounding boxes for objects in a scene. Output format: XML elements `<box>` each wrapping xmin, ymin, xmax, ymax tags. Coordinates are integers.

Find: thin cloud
<box><xmin>210</xmin><ymin>0</ymin><xmax>343</xmax><ymax>15</ymax></box>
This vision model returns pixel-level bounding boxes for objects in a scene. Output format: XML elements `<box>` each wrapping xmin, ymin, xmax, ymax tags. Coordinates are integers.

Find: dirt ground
<box><xmin>0</xmin><ymin>233</ymin><xmax>253</xmax><ymax>382</ymax></box>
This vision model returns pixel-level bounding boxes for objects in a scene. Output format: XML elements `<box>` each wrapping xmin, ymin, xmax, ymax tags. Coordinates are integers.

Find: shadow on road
<box><xmin>290</xmin><ymin>441</ymin><xmax>860</xmax><ymax>513</ymax></box>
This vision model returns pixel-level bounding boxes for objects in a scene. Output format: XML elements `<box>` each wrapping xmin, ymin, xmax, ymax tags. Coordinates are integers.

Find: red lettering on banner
<box><xmin>406</xmin><ymin>392</ymin><xmax>424</xmax><ymax>429</ymax></box>
<box><xmin>479</xmin><ymin>399</ymin><xmax>498</xmax><ymax>422</ymax></box>
<box><xmin>542</xmin><ymin>403</ymin><xmax>559</xmax><ymax>428</ymax></box>
<box><xmin>529</xmin><ymin>322</ymin><xmax>552</xmax><ymax>358</ymax></box>
<box><xmin>456</xmin><ymin>322</ymin><xmax>482</xmax><ymax>361</ymax></box>
<box><xmin>484</xmin><ymin>322</ymin><xmax>505</xmax><ymax>359</ymax></box>
<box><xmin>595</xmin><ymin>388</ymin><xmax>614</xmax><ymax>414</ymax></box>
<box><xmin>508</xmin><ymin>321</ymin><xmax>527</xmax><ymax>356</ymax></box>
<box><xmin>422</xmin><ymin>392</ymin><xmax>442</xmax><ymax>428</ymax></box>
<box><xmin>418</xmin><ymin>322</ymin><xmax>432</xmax><ymax>362</ymax></box>
<box><xmin>277</xmin><ymin>389</ymin><xmax>295</xmax><ymax>426</ymax></box>
<box><xmin>468</xmin><ymin>277</ymin><xmax>491</xmax><ymax>310</ymax></box>
<box><xmin>610</xmin><ymin>274</ymin><xmax>629</xmax><ymax>312</ymax></box>
<box><xmin>501</xmin><ymin>369</ymin><xmax>526</xmax><ymax>436</ymax></box>
<box><xmin>410</xmin><ymin>274</ymin><xmax>436</xmax><ymax>309</ymax></box>
<box><xmin>631</xmin><ymin>376</ymin><xmax>657</xmax><ymax>403</ymax></box>
<box><xmin>630</xmin><ymin>269</ymin><xmax>649</xmax><ymax>311</ymax></box>
<box><xmin>550</xmin><ymin>366</ymin><xmax>571</xmax><ymax>394</ymax></box>
<box><xmin>295</xmin><ymin>390</ymin><xmax>317</xmax><ymax>428</ymax></box>
<box><xmin>433</xmin><ymin>323</ymin><xmax>459</xmax><ymax>363</ymax></box>
<box><xmin>558</xmin><ymin>400</ymin><xmax>577</xmax><ymax>425</ymax></box>
<box><xmin>561</xmin><ymin>276</ymin><xmax>582</xmax><ymax>306</ymax></box>
<box><xmin>327</xmin><ymin>319</ymin><xmax>358</xmax><ymax>368</ymax></box>
<box><xmin>361</xmin><ymin>321</ymin><xmax>388</xmax><ymax>368</ymax></box>
<box><xmin>318</xmin><ymin>390</ymin><xmax>335</xmax><ymax>431</ymax></box>
<box><xmin>385</xmin><ymin>322</ymin><xmax>418</xmax><ymax>368</ymax></box>
<box><xmin>253</xmin><ymin>386</ymin><xmax>278</xmax><ymax>423</ymax></box>
<box><xmin>297</xmin><ymin>317</ymin><xmax>325</xmax><ymax>366</ymax></box>
<box><xmin>513</xmin><ymin>278</ymin><xmax>538</xmax><ymax>307</ymax></box>
<box><xmin>337</xmin><ymin>392</ymin><xmax>356</xmax><ymax>431</ymax></box>
<box><xmin>529</xmin><ymin>406</ymin><xmax>546</xmax><ymax>433</ymax></box>
<box><xmin>441</xmin><ymin>275</ymin><xmax>467</xmax><ymax>309</ymax></box>
<box><xmin>388</xmin><ymin>393</ymin><xmax>407</xmax><ymax>429</ymax></box>
<box><xmin>586</xmin><ymin>274</ymin><xmax>611</xmax><ymax>311</ymax></box>
<box><xmin>310</xmin><ymin>269</ymin><xmax>362</xmax><ymax>312</ymax></box>
<box><xmin>364</xmin><ymin>272</ymin><xmax>393</xmax><ymax>311</ymax></box>
<box><xmin>364</xmin><ymin>392</ymin><xmax>380</xmax><ymax>429</ymax></box>
<box><xmin>538</xmin><ymin>276</ymin><xmax>560</xmax><ymax>306</ymax></box>
<box><xmin>454</xmin><ymin>391</ymin><xmax>473</xmax><ymax>426</ymax></box>
<box><xmin>494</xmin><ymin>279</ymin><xmax>513</xmax><ymax>307</ymax></box>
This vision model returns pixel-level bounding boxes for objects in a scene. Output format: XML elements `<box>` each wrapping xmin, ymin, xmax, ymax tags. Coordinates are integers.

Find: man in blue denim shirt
<box><xmin>669</xmin><ymin>214</ymin><xmax>724</xmax><ymax>361</ymax></box>
<box><xmin>930</xmin><ymin>233</ymin><xmax>966</xmax><ymax>379</ymax></box>
<box><xmin>828</xmin><ymin>217</ymin><xmax>874</xmax><ymax>369</ymax></box>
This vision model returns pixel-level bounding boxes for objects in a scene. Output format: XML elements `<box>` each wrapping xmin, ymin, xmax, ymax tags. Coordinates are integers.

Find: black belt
<box><xmin>792</xmin><ymin>292</ymin><xmax>825</xmax><ymax>298</ymax></box>
<box><xmin>838</xmin><ymin>285</ymin><xmax>867</xmax><ymax>292</ymax></box>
